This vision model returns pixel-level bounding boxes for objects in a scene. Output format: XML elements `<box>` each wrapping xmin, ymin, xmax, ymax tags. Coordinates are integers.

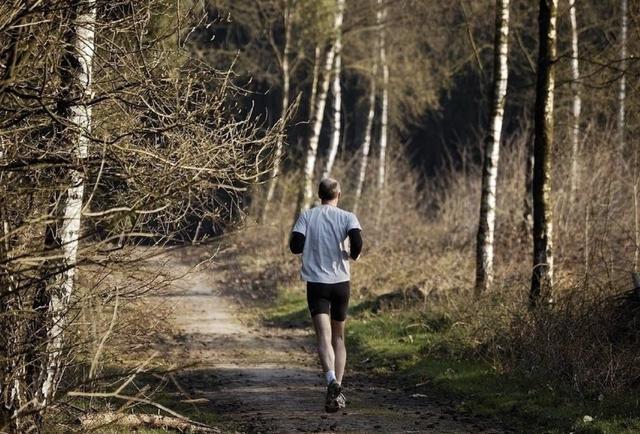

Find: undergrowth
<box><xmin>261</xmin><ymin>285</ymin><xmax>640</xmax><ymax>434</ymax></box>
<box><xmin>241</xmin><ymin>129</ymin><xmax>640</xmax><ymax>433</ymax></box>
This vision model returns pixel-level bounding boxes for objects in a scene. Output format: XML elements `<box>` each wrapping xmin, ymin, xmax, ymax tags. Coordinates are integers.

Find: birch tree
<box><xmin>321</xmin><ymin>26</ymin><xmax>343</xmax><ymax>179</ymax></box>
<box><xmin>38</xmin><ymin>0</ymin><xmax>96</xmax><ymax>409</ymax></box>
<box><xmin>530</xmin><ymin>0</ymin><xmax>558</xmax><ymax>306</ymax></box>
<box><xmin>618</xmin><ymin>0</ymin><xmax>627</xmax><ymax>150</ymax></box>
<box><xmin>353</xmin><ymin>69</ymin><xmax>377</xmax><ymax>213</ymax></box>
<box><xmin>262</xmin><ymin>0</ymin><xmax>294</xmax><ymax>220</ymax></box>
<box><xmin>568</xmin><ymin>0</ymin><xmax>581</xmax><ymax>201</ymax></box>
<box><xmin>377</xmin><ymin>0</ymin><xmax>389</xmax><ymax>197</ymax></box>
<box><xmin>0</xmin><ymin>2</ymin><xmax>283</xmax><ymax>428</ymax></box>
<box><xmin>475</xmin><ymin>0</ymin><xmax>510</xmax><ymax>295</ymax></box>
<box><xmin>309</xmin><ymin>45</ymin><xmax>322</xmax><ymax>124</ymax></box>
<box><xmin>299</xmin><ymin>0</ymin><xmax>345</xmax><ymax>211</ymax></box>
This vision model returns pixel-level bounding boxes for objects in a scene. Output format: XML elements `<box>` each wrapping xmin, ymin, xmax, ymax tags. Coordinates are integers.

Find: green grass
<box><xmin>263</xmin><ymin>288</ymin><xmax>640</xmax><ymax>434</ymax></box>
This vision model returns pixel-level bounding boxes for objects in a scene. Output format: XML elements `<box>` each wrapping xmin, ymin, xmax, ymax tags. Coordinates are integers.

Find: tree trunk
<box><xmin>530</xmin><ymin>0</ymin><xmax>557</xmax><ymax>306</ymax></box>
<box><xmin>262</xmin><ymin>0</ymin><xmax>292</xmax><ymax>221</ymax></box>
<box><xmin>353</xmin><ymin>72</ymin><xmax>377</xmax><ymax>214</ymax></box>
<box><xmin>321</xmin><ymin>23</ymin><xmax>343</xmax><ymax>180</ymax></box>
<box><xmin>475</xmin><ymin>0</ymin><xmax>510</xmax><ymax>295</ymax></box>
<box><xmin>568</xmin><ymin>0</ymin><xmax>581</xmax><ymax>202</ymax></box>
<box><xmin>299</xmin><ymin>0</ymin><xmax>345</xmax><ymax>212</ymax></box>
<box><xmin>377</xmin><ymin>0</ymin><xmax>389</xmax><ymax>197</ymax></box>
<box><xmin>522</xmin><ymin>129</ymin><xmax>534</xmax><ymax>241</ymax></box>
<box><xmin>309</xmin><ymin>44</ymin><xmax>321</xmax><ymax>124</ymax></box>
<box><xmin>39</xmin><ymin>0</ymin><xmax>96</xmax><ymax>407</ymax></box>
<box><xmin>618</xmin><ymin>0</ymin><xmax>627</xmax><ymax>150</ymax></box>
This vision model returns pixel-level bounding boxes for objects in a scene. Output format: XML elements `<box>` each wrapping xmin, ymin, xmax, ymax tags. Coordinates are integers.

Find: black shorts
<box><xmin>306</xmin><ymin>281</ymin><xmax>350</xmax><ymax>321</ymax></box>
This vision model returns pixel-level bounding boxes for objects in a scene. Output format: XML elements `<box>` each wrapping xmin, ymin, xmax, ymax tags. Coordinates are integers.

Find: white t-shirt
<box><xmin>292</xmin><ymin>204</ymin><xmax>362</xmax><ymax>284</ymax></box>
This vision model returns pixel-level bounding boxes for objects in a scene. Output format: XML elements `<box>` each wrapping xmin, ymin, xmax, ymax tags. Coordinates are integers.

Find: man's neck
<box><xmin>321</xmin><ymin>200</ymin><xmax>338</xmax><ymax>207</ymax></box>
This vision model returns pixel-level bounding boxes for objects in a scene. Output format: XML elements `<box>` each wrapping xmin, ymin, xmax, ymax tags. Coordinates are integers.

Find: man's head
<box><xmin>318</xmin><ymin>178</ymin><xmax>341</xmax><ymax>203</ymax></box>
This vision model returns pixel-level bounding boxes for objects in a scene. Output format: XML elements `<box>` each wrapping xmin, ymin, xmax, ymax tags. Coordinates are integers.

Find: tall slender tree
<box><xmin>299</xmin><ymin>0</ymin><xmax>345</xmax><ymax>212</ymax></box>
<box><xmin>321</xmin><ymin>14</ymin><xmax>343</xmax><ymax>179</ymax></box>
<box><xmin>530</xmin><ymin>0</ymin><xmax>558</xmax><ymax>305</ymax></box>
<box><xmin>309</xmin><ymin>45</ymin><xmax>322</xmax><ymax>123</ymax></box>
<box><xmin>618</xmin><ymin>0</ymin><xmax>627</xmax><ymax>150</ymax></box>
<box><xmin>353</xmin><ymin>67</ymin><xmax>377</xmax><ymax>214</ymax></box>
<box><xmin>377</xmin><ymin>0</ymin><xmax>389</xmax><ymax>198</ymax></box>
<box><xmin>475</xmin><ymin>0</ymin><xmax>510</xmax><ymax>295</ymax></box>
<box><xmin>41</xmin><ymin>0</ymin><xmax>96</xmax><ymax>408</ymax></box>
<box><xmin>263</xmin><ymin>0</ymin><xmax>294</xmax><ymax>220</ymax></box>
<box><xmin>568</xmin><ymin>0</ymin><xmax>581</xmax><ymax>202</ymax></box>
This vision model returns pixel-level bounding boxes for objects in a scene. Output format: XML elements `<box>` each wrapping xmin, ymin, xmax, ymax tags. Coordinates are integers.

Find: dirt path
<box><xmin>156</xmin><ymin>253</ymin><xmax>503</xmax><ymax>434</ymax></box>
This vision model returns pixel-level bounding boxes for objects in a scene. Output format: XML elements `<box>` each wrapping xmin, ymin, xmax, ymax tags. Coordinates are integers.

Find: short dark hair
<box><xmin>318</xmin><ymin>178</ymin><xmax>341</xmax><ymax>201</ymax></box>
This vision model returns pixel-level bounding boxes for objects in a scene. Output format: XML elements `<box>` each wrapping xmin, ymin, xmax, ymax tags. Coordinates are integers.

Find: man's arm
<box><xmin>348</xmin><ymin>228</ymin><xmax>362</xmax><ymax>260</ymax></box>
<box><xmin>290</xmin><ymin>231</ymin><xmax>305</xmax><ymax>254</ymax></box>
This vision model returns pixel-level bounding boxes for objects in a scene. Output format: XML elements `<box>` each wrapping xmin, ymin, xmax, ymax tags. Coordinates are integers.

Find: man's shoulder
<box><xmin>334</xmin><ymin>208</ymin><xmax>360</xmax><ymax>228</ymax></box>
<box><xmin>340</xmin><ymin>208</ymin><xmax>358</xmax><ymax>219</ymax></box>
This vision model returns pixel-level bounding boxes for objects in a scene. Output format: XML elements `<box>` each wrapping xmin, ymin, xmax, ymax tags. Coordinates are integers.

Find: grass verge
<box><xmin>262</xmin><ymin>287</ymin><xmax>640</xmax><ymax>434</ymax></box>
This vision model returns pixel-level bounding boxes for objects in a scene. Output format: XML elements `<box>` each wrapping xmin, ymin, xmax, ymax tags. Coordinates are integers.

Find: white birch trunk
<box><xmin>321</xmin><ymin>33</ymin><xmax>342</xmax><ymax>179</ymax></box>
<box><xmin>353</xmin><ymin>73</ymin><xmax>377</xmax><ymax>214</ymax></box>
<box><xmin>309</xmin><ymin>45</ymin><xmax>321</xmax><ymax>125</ymax></box>
<box><xmin>377</xmin><ymin>0</ymin><xmax>389</xmax><ymax>196</ymax></box>
<box><xmin>475</xmin><ymin>0</ymin><xmax>510</xmax><ymax>295</ymax></box>
<box><xmin>300</xmin><ymin>0</ymin><xmax>345</xmax><ymax>211</ymax></box>
<box><xmin>263</xmin><ymin>1</ymin><xmax>292</xmax><ymax>219</ymax></box>
<box><xmin>40</xmin><ymin>2</ymin><xmax>96</xmax><ymax>406</ymax></box>
<box><xmin>568</xmin><ymin>0</ymin><xmax>581</xmax><ymax>201</ymax></box>
<box><xmin>618</xmin><ymin>0</ymin><xmax>627</xmax><ymax>150</ymax></box>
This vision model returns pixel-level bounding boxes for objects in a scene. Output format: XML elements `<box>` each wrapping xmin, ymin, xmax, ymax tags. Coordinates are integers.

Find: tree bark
<box><xmin>262</xmin><ymin>0</ymin><xmax>293</xmax><ymax>221</ymax></box>
<box><xmin>377</xmin><ymin>0</ymin><xmax>389</xmax><ymax>197</ymax></box>
<box><xmin>299</xmin><ymin>0</ymin><xmax>345</xmax><ymax>212</ymax></box>
<box><xmin>321</xmin><ymin>24</ymin><xmax>343</xmax><ymax>180</ymax></box>
<box><xmin>475</xmin><ymin>0</ymin><xmax>510</xmax><ymax>295</ymax></box>
<box><xmin>39</xmin><ymin>0</ymin><xmax>96</xmax><ymax>407</ymax></box>
<box><xmin>522</xmin><ymin>129</ymin><xmax>534</xmax><ymax>241</ymax></box>
<box><xmin>353</xmin><ymin>72</ymin><xmax>377</xmax><ymax>214</ymax></box>
<box><xmin>309</xmin><ymin>44</ymin><xmax>321</xmax><ymax>124</ymax></box>
<box><xmin>530</xmin><ymin>0</ymin><xmax>557</xmax><ymax>306</ymax></box>
<box><xmin>568</xmin><ymin>0</ymin><xmax>581</xmax><ymax>202</ymax></box>
<box><xmin>618</xmin><ymin>0</ymin><xmax>627</xmax><ymax>150</ymax></box>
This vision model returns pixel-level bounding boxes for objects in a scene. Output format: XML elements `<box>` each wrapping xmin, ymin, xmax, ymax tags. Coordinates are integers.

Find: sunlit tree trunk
<box><xmin>262</xmin><ymin>0</ymin><xmax>293</xmax><ymax>221</ymax></box>
<box><xmin>353</xmin><ymin>71</ymin><xmax>377</xmax><ymax>214</ymax></box>
<box><xmin>309</xmin><ymin>45</ymin><xmax>321</xmax><ymax>123</ymax></box>
<box><xmin>475</xmin><ymin>0</ymin><xmax>510</xmax><ymax>295</ymax></box>
<box><xmin>618</xmin><ymin>0</ymin><xmax>627</xmax><ymax>150</ymax></box>
<box><xmin>39</xmin><ymin>1</ymin><xmax>96</xmax><ymax>407</ymax></box>
<box><xmin>321</xmin><ymin>29</ymin><xmax>343</xmax><ymax>179</ymax></box>
<box><xmin>377</xmin><ymin>0</ymin><xmax>389</xmax><ymax>197</ymax></box>
<box><xmin>300</xmin><ymin>0</ymin><xmax>345</xmax><ymax>212</ymax></box>
<box><xmin>568</xmin><ymin>0</ymin><xmax>581</xmax><ymax>202</ymax></box>
<box><xmin>530</xmin><ymin>0</ymin><xmax>557</xmax><ymax>306</ymax></box>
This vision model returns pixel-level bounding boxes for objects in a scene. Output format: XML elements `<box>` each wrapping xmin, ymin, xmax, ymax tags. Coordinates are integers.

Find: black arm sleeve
<box><xmin>348</xmin><ymin>228</ymin><xmax>362</xmax><ymax>260</ymax></box>
<box><xmin>289</xmin><ymin>231</ymin><xmax>305</xmax><ymax>254</ymax></box>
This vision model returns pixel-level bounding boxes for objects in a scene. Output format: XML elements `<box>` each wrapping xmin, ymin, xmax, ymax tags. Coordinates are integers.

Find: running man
<box><xmin>289</xmin><ymin>178</ymin><xmax>363</xmax><ymax>413</ymax></box>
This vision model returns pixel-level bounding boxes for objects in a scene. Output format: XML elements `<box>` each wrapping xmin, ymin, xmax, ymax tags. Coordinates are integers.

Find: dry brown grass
<box><xmin>244</xmin><ymin>123</ymin><xmax>640</xmax><ymax>396</ymax></box>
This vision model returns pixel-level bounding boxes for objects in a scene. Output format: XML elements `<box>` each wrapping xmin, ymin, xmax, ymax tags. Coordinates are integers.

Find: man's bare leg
<box><xmin>331</xmin><ymin>319</ymin><xmax>346</xmax><ymax>384</ymax></box>
<box><xmin>312</xmin><ymin>313</ymin><xmax>335</xmax><ymax>376</ymax></box>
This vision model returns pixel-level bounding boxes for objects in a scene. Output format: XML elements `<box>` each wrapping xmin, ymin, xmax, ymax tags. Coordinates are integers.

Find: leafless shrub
<box><xmin>1</xmin><ymin>1</ymin><xmax>282</xmax><ymax>431</ymax></box>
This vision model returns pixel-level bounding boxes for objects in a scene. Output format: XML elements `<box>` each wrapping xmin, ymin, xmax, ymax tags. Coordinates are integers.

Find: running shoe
<box><xmin>324</xmin><ymin>380</ymin><xmax>342</xmax><ymax>413</ymax></box>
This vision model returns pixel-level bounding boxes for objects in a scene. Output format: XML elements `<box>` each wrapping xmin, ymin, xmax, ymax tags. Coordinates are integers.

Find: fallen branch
<box><xmin>79</xmin><ymin>412</ymin><xmax>220</xmax><ymax>433</ymax></box>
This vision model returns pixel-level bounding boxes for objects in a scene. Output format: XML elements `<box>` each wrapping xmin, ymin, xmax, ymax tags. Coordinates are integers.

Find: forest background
<box><xmin>1</xmin><ymin>0</ymin><xmax>640</xmax><ymax>432</ymax></box>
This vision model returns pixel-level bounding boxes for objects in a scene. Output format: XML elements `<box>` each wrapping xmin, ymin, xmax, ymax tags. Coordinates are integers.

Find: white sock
<box><xmin>325</xmin><ymin>370</ymin><xmax>337</xmax><ymax>385</ymax></box>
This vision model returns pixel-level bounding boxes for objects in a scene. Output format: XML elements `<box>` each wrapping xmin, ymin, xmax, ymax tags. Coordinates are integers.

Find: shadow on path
<box><xmin>152</xmin><ymin>252</ymin><xmax>503</xmax><ymax>433</ymax></box>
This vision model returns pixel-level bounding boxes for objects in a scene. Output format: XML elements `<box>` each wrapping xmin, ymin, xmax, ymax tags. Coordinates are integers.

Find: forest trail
<box><xmin>154</xmin><ymin>250</ymin><xmax>503</xmax><ymax>434</ymax></box>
